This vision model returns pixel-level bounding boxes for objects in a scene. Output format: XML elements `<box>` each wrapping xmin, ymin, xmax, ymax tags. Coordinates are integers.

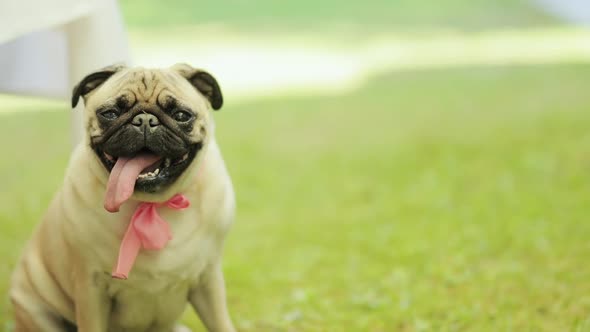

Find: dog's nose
<box><xmin>131</xmin><ymin>113</ymin><xmax>160</xmax><ymax>128</ymax></box>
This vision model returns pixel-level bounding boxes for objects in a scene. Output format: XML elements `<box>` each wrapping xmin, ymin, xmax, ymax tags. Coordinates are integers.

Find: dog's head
<box><xmin>72</xmin><ymin>64</ymin><xmax>223</xmax><ymax>211</ymax></box>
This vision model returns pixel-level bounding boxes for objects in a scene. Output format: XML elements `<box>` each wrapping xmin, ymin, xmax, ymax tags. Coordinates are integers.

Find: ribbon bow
<box><xmin>112</xmin><ymin>194</ymin><xmax>190</xmax><ymax>279</ymax></box>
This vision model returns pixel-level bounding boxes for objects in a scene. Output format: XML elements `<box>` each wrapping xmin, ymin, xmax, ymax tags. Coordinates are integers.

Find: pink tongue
<box><xmin>104</xmin><ymin>154</ymin><xmax>162</xmax><ymax>213</ymax></box>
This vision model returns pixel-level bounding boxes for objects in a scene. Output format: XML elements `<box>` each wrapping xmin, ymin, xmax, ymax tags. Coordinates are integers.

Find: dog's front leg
<box><xmin>11</xmin><ymin>288</ymin><xmax>65</xmax><ymax>332</ymax></box>
<box><xmin>73</xmin><ymin>272</ymin><xmax>111</xmax><ymax>332</ymax></box>
<box><xmin>190</xmin><ymin>263</ymin><xmax>236</xmax><ymax>332</ymax></box>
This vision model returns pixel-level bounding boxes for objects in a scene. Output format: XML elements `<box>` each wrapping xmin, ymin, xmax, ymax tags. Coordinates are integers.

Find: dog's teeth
<box><xmin>181</xmin><ymin>153</ymin><xmax>188</xmax><ymax>161</ymax></box>
<box><xmin>164</xmin><ymin>159</ymin><xmax>171</xmax><ymax>168</ymax></box>
<box><xmin>137</xmin><ymin>171</ymin><xmax>158</xmax><ymax>179</ymax></box>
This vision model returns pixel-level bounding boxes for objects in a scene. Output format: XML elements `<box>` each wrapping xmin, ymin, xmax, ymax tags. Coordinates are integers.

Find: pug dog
<box><xmin>10</xmin><ymin>64</ymin><xmax>237</xmax><ymax>332</ymax></box>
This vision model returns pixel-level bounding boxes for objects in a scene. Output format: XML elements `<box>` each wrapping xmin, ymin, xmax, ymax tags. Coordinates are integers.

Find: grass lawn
<box><xmin>1</xmin><ymin>63</ymin><xmax>590</xmax><ymax>331</ymax></box>
<box><xmin>120</xmin><ymin>0</ymin><xmax>556</xmax><ymax>33</ymax></box>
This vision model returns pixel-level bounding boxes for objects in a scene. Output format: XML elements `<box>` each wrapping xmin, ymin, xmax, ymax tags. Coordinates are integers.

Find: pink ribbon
<box><xmin>112</xmin><ymin>194</ymin><xmax>190</xmax><ymax>279</ymax></box>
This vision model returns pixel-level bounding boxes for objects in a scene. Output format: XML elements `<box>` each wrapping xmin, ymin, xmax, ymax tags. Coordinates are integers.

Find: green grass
<box><xmin>2</xmin><ymin>64</ymin><xmax>590</xmax><ymax>331</ymax></box>
<box><xmin>120</xmin><ymin>0</ymin><xmax>556</xmax><ymax>32</ymax></box>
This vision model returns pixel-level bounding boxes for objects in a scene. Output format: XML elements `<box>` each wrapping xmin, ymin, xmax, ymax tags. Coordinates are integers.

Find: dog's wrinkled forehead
<box><xmin>72</xmin><ymin>64</ymin><xmax>223</xmax><ymax>114</ymax></box>
<box><xmin>94</xmin><ymin>68</ymin><xmax>208</xmax><ymax>112</ymax></box>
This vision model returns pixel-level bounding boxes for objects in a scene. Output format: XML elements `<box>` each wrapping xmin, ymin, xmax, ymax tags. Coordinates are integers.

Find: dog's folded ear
<box><xmin>71</xmin><ymin>65</ymin><xmax>125</xmax><ymax>108</ymax></box>
<box><xmin>172</xmin><ymin>63</ymin><xmax>223</xmax><ymax>110</ymax></box>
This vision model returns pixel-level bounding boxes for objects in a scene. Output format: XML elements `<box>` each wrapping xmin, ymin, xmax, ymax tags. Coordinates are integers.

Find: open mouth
<box><xmin>102</xmin><ymin>150</ymin><xmax>192</xmax><ymax>182</ymax></box>
<box><xmin>96</xmin><ymin>142</ymin><xmax>202</xmax><ymax>212</ymax></box>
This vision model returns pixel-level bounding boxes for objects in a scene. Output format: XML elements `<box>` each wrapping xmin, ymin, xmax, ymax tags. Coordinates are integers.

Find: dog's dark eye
<box><xmin>100</xmin><ymin>109</ymin><xmax>119</xmax><ymax>120</ymax></box>
<box><xmin>172</xmin><ymin>110</ymin><xmax>192</xmax><ymax>122</ymax></box>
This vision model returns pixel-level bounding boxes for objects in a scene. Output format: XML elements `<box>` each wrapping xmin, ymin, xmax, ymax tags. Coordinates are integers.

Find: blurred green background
<box><xmin>120</xmin><ymin>0</ymin><xmax>554</xmax><ymax>30</ymax></box>
<box><xmin>2</xmin><ymin>0</ymin><xmax>590</xmax><ymax>331</ymax></box>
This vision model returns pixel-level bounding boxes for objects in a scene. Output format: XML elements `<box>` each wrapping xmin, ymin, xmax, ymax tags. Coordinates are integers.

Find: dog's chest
<box><xmin>82</xmin><ymin>203</ymin><xmax>215</xmax><ymax>271</ymax></box>
<box><xmin>102</xmin><ymin>272</ymin><xmax>193</xmax><ymax>331</ymax></box>
<box><xmin>90</xmin><ymin>208</ymin><xmax>217</xmax><ymax>330</ymax></box>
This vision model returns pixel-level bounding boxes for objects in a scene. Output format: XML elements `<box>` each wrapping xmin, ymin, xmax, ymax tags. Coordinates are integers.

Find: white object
<box><xmin>0</xmin><ymin>0</ymin><xmax>129</xmax><ymax>146</ymax></box>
